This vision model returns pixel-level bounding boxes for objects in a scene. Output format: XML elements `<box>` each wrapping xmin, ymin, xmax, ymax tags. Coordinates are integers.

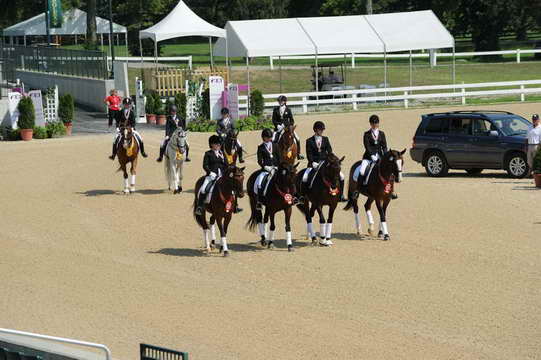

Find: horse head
<box><xmin>225</xmin><ymin>165</ymin><xmax>246</xmax><ymax>198</ymax></box>
<box><xmin>276</xmin><ymin>162</ymin><xmax>299</xmax><ymax>194</ymax></box>
<box><xmin>382</xmin><ymin>149</ymin><xmax>406</xmax><ymax>183</ymax></box>
<box><xmin>323</xmin><ymin>153</ymin><xmax>345</xmax><ymax>188</ymax></box>
<box><xmin>279</xmin><ymin>125</ymin><xmax>297</xmax><ymax>162</ymax></box>
<box><xmin>122</xmin><ymin>127</ymin><xmax>133</xmax><ymax>149</ymax></box>
<box><xmin>172</xmin><ymin>127</ymin><xmax>187</xmax><ymax>154</ymax></box>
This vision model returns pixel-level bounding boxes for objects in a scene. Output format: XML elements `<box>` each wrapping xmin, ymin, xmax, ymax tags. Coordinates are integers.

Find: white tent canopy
<box><xmin>214</xmin><ymin>10</ymin><xmax>454</xmax><ymax>57</ymax></box>
<box><xmin>3</xmin><ymin>8</ymin><xmax>126</xmax><ymax>37</ymax></box>
<box><xmin>139</xmin><ymin>0</ymin><xmax>225</xmax><ymax>42</ymax></box>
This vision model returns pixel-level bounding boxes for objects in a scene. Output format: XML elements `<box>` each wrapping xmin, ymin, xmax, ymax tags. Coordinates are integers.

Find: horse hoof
<box><xmin>267</xmin><ymin>241</ymin><xmax>274</xmax><ymax>249</ymax></box>
<box><xmin>123</xmin><ymin>189</ymin><xmax>130</xmax><ymax>194</ymax></box>
<box><xmin>223</xmin><ymin>250</ymin><xmax>229</xmax><ymax>257</ymax></box>
<box><xmin>288</xmin><ymin>244</ymin><xmax>294</xmax><ymax>252</ymax></box>
<box><xmin>219</xmin><ymin>245</ymin><xmax>224</xmax><ymax>254</ymax></box>
<box><xmin>210</xmin><ymin>240</ymin><xmax>216</xmax><ymax>250</ymax></box>
<box><xmin>384</xmin><ymin>234</ymin><xmax>390</xmax><ymax>241</ymax></box>
<box><xmin>378</xmin><ymin>231</ymin><xmax>384</xmax><ymax>238</ymax></box>
<box><xmin>311</xmin><ymin>237</ymin><xmax>318</xmax><ymax>246</ymax></box>
<box><xmin>260</xmin><ymin>236</ymin><xmax>267</xmax><ymax>247</ymax></box>
<box><xmin>178</xmin><ymin>186</ymin><xmax>183</xmax><ymax>193</ymax></box>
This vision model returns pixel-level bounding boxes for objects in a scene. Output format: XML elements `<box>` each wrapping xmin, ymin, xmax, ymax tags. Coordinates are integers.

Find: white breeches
<box><xmin>303</xmin><ymin>167</ymin><xmax>344</xmax><ymax>183</ymax></box>
<box><xmin>254</xmin><ymin>171</ymin><xmax>272</xmax><ymax>195</ymax></box>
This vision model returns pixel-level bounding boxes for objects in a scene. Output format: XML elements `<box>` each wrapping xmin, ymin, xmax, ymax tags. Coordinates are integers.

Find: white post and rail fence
<box><xmin>237</xmin><ymin>79</ymin><xmax>541</xmax><ymax>114</ymax></box>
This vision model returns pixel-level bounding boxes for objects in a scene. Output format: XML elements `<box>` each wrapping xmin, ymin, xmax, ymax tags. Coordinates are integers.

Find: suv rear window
<box><xmin>424</xmin><ymin>118</ymin><xmax>448</xmax><ymax>134</ymax></box>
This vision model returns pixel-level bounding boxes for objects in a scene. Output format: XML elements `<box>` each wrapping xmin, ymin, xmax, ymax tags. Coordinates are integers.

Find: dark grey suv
<box><xmin>410</xmin><ymin>111</ymin><xmax>532</xmax><ymax>178</ymax></box>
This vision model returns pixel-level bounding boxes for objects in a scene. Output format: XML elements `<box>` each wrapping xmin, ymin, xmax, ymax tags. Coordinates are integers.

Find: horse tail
<box><xmin>245</xmin><ymin>173</ymin><xmax>259</xmax><ymax>232</ymax></box>
<box><xmin>192</xmin><ymin>177</ymin><xmax>205</xmax><ymax>229</ymax></box>
<box><xmin>295</xmin><ymin>170</ymin><xmax>308</xmax><ymax>217</ymax></box>
<box><xmin>344</xmin><ymin>162</ymin><xmax>361</xmax><ymax>211</ymax></box>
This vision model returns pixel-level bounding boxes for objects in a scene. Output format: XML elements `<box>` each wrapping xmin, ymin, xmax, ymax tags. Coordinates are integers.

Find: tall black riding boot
<box><xmin>139</xmin><ymin>139</ymin><xmax>148</xmax><ymax>158</ymax></box>
<box><xmin>185</xmin><ymin>143</ymin><xmax>191</xmax><ymax>162</ymax></box>
<box><xmin>296</xmin><ymin>139</ymin><xmax>304</xmax><ymax>160</ymax></box>
<box><xmin>238</xmin><ymin>146</ymin><xmax>245</xmax><ymax>163</ymax></box>
<box><xmin>156</xmin><ymin>144</ymin><xmax>165</xmax><ymax>162</ymax></box>
<box><xmin>256</xmin><ymin>189</ymin><xmax>264</xmax><ymax>210</ymax></box>
<box><xmin>109</xmin><ymin>142</ymin><xmax>117</xmax><ymax>160</ymax></box>
<box><xmin>195</xmin><ymin>193</ymin><xmax>206</xmax><ymax>215</ymax></box>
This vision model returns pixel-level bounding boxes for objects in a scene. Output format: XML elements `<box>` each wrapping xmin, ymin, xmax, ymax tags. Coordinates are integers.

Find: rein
<box><xmin>274</xmin><ymin>182</ymin><xmax>294</xmax><ymax>205</ymax></box>
<box><xmin>378</xmin><ymin>165</ymin><xmax>395</xmax><ymax>195</ymax></box>
<box><xmin>322</xmin><ymin>175</ymin><xmax>340</xmax><ymax>197</ymax></box>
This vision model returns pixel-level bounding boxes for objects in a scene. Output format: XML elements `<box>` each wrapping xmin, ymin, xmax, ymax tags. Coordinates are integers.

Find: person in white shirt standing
<box><xmin>527</xmin><ymin>114</ymin><xmax>541</xmax><ymax>176</ymax></box>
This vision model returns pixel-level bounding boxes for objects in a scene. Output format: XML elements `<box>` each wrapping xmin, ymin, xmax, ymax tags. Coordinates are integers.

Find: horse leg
<box><xmin>178</xmin><ymin>161</ymin><xmax>183</xmax><ymax>192</ymax></box>
<box><xmin>122</xmin><ymin>165</ymin><xmax>130</xmax><ymax>194</ymax></box>
<box><xmin>216</xmin><ymin>215</ymin><xmax>229</xmax><ymax>256</ymax></box>
<box><xmin>307</xmin><ymin>203</ymin><xmax>318</xmax><ymax>245</ymax></box>
<box><xmin>316</xmin><ymin>206</ymin><xmax>328</xmax><ymax>246</ymax></box>
<box><xmin>352</xmin><ymin>195</ymin><xmax>361</xmax><ymax>235</ymax></box>
<box><xmin>209</xmin><ymin>215</ymin><xmax>217</xmax><ymax>249</ymax></box>
<box><xmin>325</xmin><ymin>204</ymin><xmax>337</xmax><ymax>245</ymax></box>
<box><xmin>375</xmin><ymin>200</ymin><xmax>387</xmax><ymax>240</ymax></box>
<box><xmin>365</xmin><ymin>198</ymin><xmax>375</xmax><ymax>237</ymax></box>
<box><xmin>199</xmin><ymin>213</ymin><xmax>211</xmax><ymax>255</ymax></box>
<box><xmin>129</xmin><ymin>160</ymin><xmax>137</xmax><ymax>193</ymax></box>
<box><xmin>381</xmin><ymin>199</ymin><xmax>391</xmax><ymax>241</ymax></box>
<box><xmin>258</xmin><ymin>208</ymin><xmax>268</xmax><ymax>247</ymax></box>
<box><xmin>267</xmin><ymin>211</ymin><xmax>276</xmax><ymax>249</ymax></box>
<box><xmin>285</xmin><ymin>207</ymin><xmax>294</xmax><ymax>252</ymax></box>
<box><xmin>222</xmin><ymin>214</ymin><xmax>232</xmax><ymax>257</ymax></box>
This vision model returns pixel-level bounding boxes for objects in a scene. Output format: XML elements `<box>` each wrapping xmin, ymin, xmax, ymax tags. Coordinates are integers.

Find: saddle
<box><xmin>302</xmin><ymin>162</ymin><xmax>324</xmax><ymax>189</ymax></box>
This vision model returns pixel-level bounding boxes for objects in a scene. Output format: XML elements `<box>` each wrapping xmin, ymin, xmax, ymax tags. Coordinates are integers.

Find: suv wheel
<box><xmin>465</xmin><ymin>168</ymin><xmax>483</xmax><ymax>175</ymax></box>
<box><xmin>505</xmin><ymin>153</ymin><xmax>528</xmax><ymax>178</ymax></box>
<box><xmin>425</xmin><ymin>152</ymin><xmax>449</xmax><ymax>177</ymax></box>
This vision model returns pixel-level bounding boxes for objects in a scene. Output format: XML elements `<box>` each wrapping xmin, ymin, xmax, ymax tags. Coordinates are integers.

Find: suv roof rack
<box><xmin>426</xmin><ymin>110</ymin><xmax>514</xmax><ymax>116</ymax></box>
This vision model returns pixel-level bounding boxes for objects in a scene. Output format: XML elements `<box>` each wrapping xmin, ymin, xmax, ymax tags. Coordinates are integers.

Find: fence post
<box><xmin>517</xmin><ymin>49</ymin><xmax>521</xmax><ymax>64</ymax></box>
<box><xmin>404</xmin><ymin>91</ymin><xmax>408</xmax><ymax>109</ymax></box>
<box><xmin>461</xmin><ymin>86</ymin><xmax>466</xmax><ymax>105</ymax></box>
<box><xmin>270</xmin><ymin>57</ymin><xmax>274</xmax><ymax>70</ymax></box>
<box><xmin>302</xmin><ymin>96</ymin><xmax>308</xmax><ymax>113</ymax></box>
<box><xmin>189</xmin><ymin>57</ymin><xmax>192</xmax><ymax>70</ymax></box>
<box><xmin>351</xmin><ymin>53</ymin><xmax>355</xmax><ymax>68</ymax></box>
<box><xmin>352</xmin><ymin>93</ymin><xmax>358</xmax><ymax>110</ymax></box>
<box><xmin>520</xmin><ymin>85</ymin><xmax>525</xmax><ymax>102</ymax></box>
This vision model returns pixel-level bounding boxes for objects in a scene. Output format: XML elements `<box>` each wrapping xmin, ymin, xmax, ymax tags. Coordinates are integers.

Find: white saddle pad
<box><xmin>254</xmin><ymin>172</ymin><xmax>270</xmax><ymax>195</ymax></box>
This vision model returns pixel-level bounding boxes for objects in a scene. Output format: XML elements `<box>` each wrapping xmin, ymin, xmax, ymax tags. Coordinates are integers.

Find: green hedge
<box><xmin>187</xmin><ymin>115</ymin><xmax>273</xmax><ymax>133</ymax></box>
<box><xmin>17</xmin><ymin>97</ymin><xmax>35</xmax><ymax>129</ymax></box>
<box><xmin>33</xmin><ymin>126</ymin><xmax>48</xmax><ymax>139</ymax></box>
<box><xmin>58</xmin><ymin>94</ymin><xmax>75</xmax><ymax>124</ymax></box>
<box><xmin>250</xmin><ymin>89</ymin><xmax>264</xmax><ymax>117</ymax></box>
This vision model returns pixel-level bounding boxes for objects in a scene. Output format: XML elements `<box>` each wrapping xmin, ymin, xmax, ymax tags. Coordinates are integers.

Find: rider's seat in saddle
<box><xmin>353</xmin><ymin>160</ymin><xmax>376</xmax><ymax>185</ymax></box>
<box><xmin>302</xmin><ymin>162</ymin><xmax>324</xmax><ymax>189</ymax></box>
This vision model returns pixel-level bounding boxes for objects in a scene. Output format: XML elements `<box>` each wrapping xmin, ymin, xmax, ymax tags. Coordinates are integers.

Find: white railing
<box><xmin>269</xmin><ymin>48</ymin><xmax>541</xmax><ymax>69</ymax></box>
<box><xmin>108</xmin><ymin>56</ymin><xmax>193</xmax><ymax>69</ymax></box>
<box><xmin>238</xmin><ymin>79</ymin><xmax>541</xmax><ymax>113</ymax></box>
<box><xmin>0</xmin><ymin>328</ymin><xmax>112</xmax><ymax>360</ymax></box>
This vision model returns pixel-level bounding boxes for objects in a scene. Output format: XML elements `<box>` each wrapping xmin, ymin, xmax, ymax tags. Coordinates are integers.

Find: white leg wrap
<box><xmin>210</xmin><ymin>225</ymin><xmax>216</xmax><ymax>241</ymax></box>
<box><xmin>221</xmin><ymin>237</ymin><xmax>228</xmax><ymax>252</ymax></box>
<box><xmin>307</xmin><ymin>223</ymin><xmax>314</xmax><ymax>238</ymax></box>
<box><xmin>258</xmin><ymin>223</ymin><xmax>266</xmax><ymax>237</ymax></box>
<box><xmin>268</xmin><ymin>230</ymin><xmax>275</xmax><ymax>242</ymax></box>
<box><xmin>366</xmin><ymin>210</ymin><xmax>374</xmax><ymax>225</ymax></box>
<box><xmin>320</xmin><ymin>223</ymin><xmax>327</xmax><ymax>238</ymax></box>
<box><xmin>130</xmin><ymin>174</ymin><xmax>136</xmax><ymax>186</ymax></box>
<box><xmin>381</xmin><ymin>222</ymin><xmax>389</xmax><ymax>235</ymax></box>
<box><xmin>379</xmin><ymin>222</ymin><xmax>383</xmax><ymax>232</ymax></box>
<box><xmin>286</xmin><ymin>231</ymin><xmax>292</xmax><ymax>246</ymax></box>
<box><xmin>325</xmin><ymin>223</ymin><xmax>333</xmax><ymax>239</ymax></box>
<box><xmin>354</xmin><ymin>213</ymin><xmax>361</xmax><ymax>230</ymax></box>
<box><xmin>124</xmin><ymin>178</ymin><xmax>129</xmax><ymax>190</ymax></box>
<box><xmin>203</xmin><ymin>229</ymin><xmax>210</xmax><ymax>249</ymax></box>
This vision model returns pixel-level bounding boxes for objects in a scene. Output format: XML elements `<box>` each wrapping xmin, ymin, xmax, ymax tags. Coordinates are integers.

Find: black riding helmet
<box><xmin>169</xmin><ymin>104</ymin><xmax>178</xmax><ymax>113</ymax></box>
<box><xmin>122</xmin><ymin>97</ymin><xmax>132</xmax><ymax>106</ymax></box>
<box><xmin>261</xmin><ymin>128</ymin><xmax>273</xmax><ymax>139</ymax></box>
<box><xmin>209</xmin><ymin>135</ymin><xmax>221</xmax><ymax>147</ymax></box>
<box><xmin>533</xmin><ymin>114</ymin><xmax>540</xmax><ymax>121</ymax></box>
<box><xmin>277</xmin><ymin>95</ymin><xmax>287</xmax><ymax>103</ymax></box>
<box><xmin>221</xmin><ymin>107</ymin><xmax>230</xmax><ymax>116</ymax></box>
<box><xmin>313</xmin><ymin>121</ymin><xmax>325</xmax><ymax>132</ymax></box>
<box><xmin>369</xmin><ymin>114</ymin><xmax>380</xmax><ymax>124</ymax></box>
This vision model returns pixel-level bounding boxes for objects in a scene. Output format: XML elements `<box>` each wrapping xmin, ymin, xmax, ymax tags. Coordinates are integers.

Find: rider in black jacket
<box><xmin>156</xmin><ymin>105</ymin><xmax>190</xmax><ymax>162</ymax></box>
<box><xmin>109</xmin><ymin>98</ymin><xmax>148</xmax><ymax>160</ymax></box>
<box><xmin>272</xmin><ymin>95</ymin><xmax>304</xmax><ymax>160</ymax></box>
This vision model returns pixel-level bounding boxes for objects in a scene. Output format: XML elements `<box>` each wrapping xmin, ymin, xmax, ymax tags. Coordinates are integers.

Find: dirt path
<box><xmin>1</xmin><ymin>103</ymin><xmax>540</xmax><ymax>360</ymax></box>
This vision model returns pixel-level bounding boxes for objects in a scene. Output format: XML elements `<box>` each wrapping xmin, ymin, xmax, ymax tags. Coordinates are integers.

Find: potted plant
<box><xmin>155</xmin><ymin>95</ymin><xmax>166</xmax><ymax>126</ymax></box>
<box><xmin>532</xmin><ymin>147</ymin><xmax>541</xmax><ymax>187</ymax></box>
<box><xmin>17</xmin><ymin>96</ymin><xmax>35</xmax><ymax>141</ymax></box>
<box><xmin>58</xmin><ymin>94</ymin><xmax>75</xmax><ymax>136</ymax></box>
<box><xmin>145</xmin><ymin>92</ymin><xmax>156</xmax><ymax>124</ymax></box>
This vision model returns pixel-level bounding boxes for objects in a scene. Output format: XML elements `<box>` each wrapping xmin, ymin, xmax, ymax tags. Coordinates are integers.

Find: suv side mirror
<box><xmin>489</xmin><ymin>130</ymin><xmax>499</xmax><ymax>137</ymax></box>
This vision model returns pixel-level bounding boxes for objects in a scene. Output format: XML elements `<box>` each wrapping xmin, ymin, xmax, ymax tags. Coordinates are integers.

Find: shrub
<box><xmin>199</xmin><ymin>88</ymin><xmax>210</xmax><ymax>120</ymax></box>
<box><xmin>46</xmin><ymin>121</ymin><xmax>67</xmax><ymax>138</ymax></box>
<box><xmin>250</xmin><ymin>89</ymin><xmax>265</xmax><ymax>118</ymax></box>
<box><xmin>186</xmin><ymin>116</ymin><xmax>272</xmax><ymax>133</ymax></box>
<box><xmin>144</xmin><ymin>92</ymin><xmax>156</xmax><ymax>115</ymax></box>
<box><xmin>187</xmin><ymin>119</ymin><xmax>216</xmax><ymax>132</ymax></box>
<box><xmin>33</xmin><ymin>126</ymin><xmax>48</xmax><ymax>139</ymax></box>
<box><xmin>58</xmin><ymin>94</ymin><xmax>75</xmax><ymax>124</ymax></box>
<box><xmin>17</xmin><ymin>96</ymin><xmax>35</xmax><ymax>129</ymax></box>
<box><xmin>533</xmin><ymin>147</ymin><xmax>541</xmax><ymax>173</ymax></box>
<box><xmin>154</xmin><ymin>95</ymin><xmax>165</xmax><ymax>115</ymax></box>
<box><xmin>7</xmin><ymin>128</ymin><xmax>21</xmax><ymax>141</ymax></box>
<box><xmin>175</xmin><ymin>92</ymin><xmax>187</xmax><ymax>120</ymax></box>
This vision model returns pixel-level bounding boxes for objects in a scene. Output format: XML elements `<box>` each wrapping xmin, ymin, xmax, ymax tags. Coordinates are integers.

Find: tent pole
<box><xmin>409</xmin><ymin>50</ymin><xmax>412</xmax><ymax>87</ymax></box>
<box><xmin>75</xmin><ymin>34</ymin><xmax>78</xmax><ymax>45</ymax></box>
<box><xmin>344</xmin><ymin>54</ymin><xmax>347</xmax><ymax>86</ymax></box>
<box><xmin>125</xmin><ymin>33</ymin><xmax>128</xmax><ymax>64</ymax></box>
<box><xmin>383</xmin><ymin>51</ymin><xmax>387</xmax><ymax>100</ymax></box>
<box><xmin>315</xmin><ymin>53</ymin><xmax>319</xmax><ymax>109</ymax></box>
<box><xmin>279</xmin><ymin>56</ymin><xmax>282</xmax><ymax>93</ymax></box>
<box><xmin>225</xmin><ymin>36</ymin><xmax>230</xmax><ymax>83</ymax></box>
<box><xmin>23</xmin><ymin>35</ymin><xmax>26</xmax><ymax>47</ymax></box>
<box><xmin>452</xmin><ymin>45</ymin><xmax>456</xmax><ymax>89</ymax></box>
<box><xmin>139</xmin><ymin>36</ymin><xmax>143</xmax><ymax>69</ymax></box>
<box><xmin>209</xmin><ymin>37</ymin><xmax>214</xmax><ymax>69</ymax></box>
<box><xmin>246</xmin><ymin>56</ymin><xmax>251</xmax><ymax>116</ymax></box>
<box><xmin>154</xmin><ymin>39</ymin><xmax>158</xmax><ymax>71</ymax></box>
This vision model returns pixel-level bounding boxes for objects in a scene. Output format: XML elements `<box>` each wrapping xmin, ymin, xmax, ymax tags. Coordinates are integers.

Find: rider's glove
<box><xmin>371</xmin><ymin>154</ymin><xmax>378</xmax><ymax>162</ymax></box>
<box><xmin>209</xmin><ymin>172</ymin><xmax>217</xmax><ymax>180</ymax></box>
<box><xmin>264</xmin><ymin>166</ymin><xmax>274</xmax><ymax>173</ymax></box>
<box><xmin>312</xmin><ymin>162</ymin><xmax>319</xmax><ymax>168</ymax></box>
<box><xmin>165</xmin><ymin>136</ymin><xmax>170</xmax><ymax>140</ymax></box>
<box><xmin>277</xmin><ymin>124</ymin><xmax>285</xmax><ymax>132</ymax></box>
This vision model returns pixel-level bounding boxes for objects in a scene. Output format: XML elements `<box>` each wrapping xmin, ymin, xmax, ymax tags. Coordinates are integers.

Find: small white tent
<box><xmin>139</xmin><ymin>0</ymin><xmax>226</xmax><ymax>67</ymax></box>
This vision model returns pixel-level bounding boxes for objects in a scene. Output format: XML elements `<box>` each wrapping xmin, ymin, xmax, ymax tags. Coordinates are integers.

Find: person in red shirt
<box><xmin>104</xmin><ymin>89</ymin><xmax>121</xmax><ymax>129</ymax></box>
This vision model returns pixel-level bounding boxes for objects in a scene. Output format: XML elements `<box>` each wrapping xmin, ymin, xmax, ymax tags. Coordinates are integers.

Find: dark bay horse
<box><xmin>193</xmin><ymin>166</ymin><xmax>246</xmax><ymax>257</ymax></box>
<box><xmin>117</xmin><ymin>127</ymin><xmax>139</xmax><ymax>194</ymax></box>
<box><xmin>296</xmin><ymin>154</ymin><xmax>345</xmax><ymax>246</ymax></box>
<box><xmin>246</xmin><ymin>162</ymin><xmax>299</xmax><ymax>252</ymax></box>
<box><xmin>344</xmin><ymin>149</ymin><xmax>405</xmax><ymax>240</ymax></box>
<box><xmin>277</xmin><ymin>125</ymin><xmax>298</xmax><ymax>165</ymax></box>
<box><xmin>223</xmin><ymin>129</ymin><xmax>241</xmax><ymax>166</ymax></box>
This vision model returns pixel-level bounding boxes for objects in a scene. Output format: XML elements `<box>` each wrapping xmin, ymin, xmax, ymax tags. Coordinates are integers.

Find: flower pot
<box><xmin>20</xmin><ymin>128</ymin><xmax>33</xmax><ymax>141</ymax></box>
<box><xmin>535</xmin><ymin>173</ymin><xmax>541</xmax><ymax>188</ymax></box>
<box><xmin>64</xmin><ymin>122</ymin><xmax>72</xmax><ymax>136</ymax></box>
<box><xmin>156</xmin><ymin>115</ymin><xmax>167</xmax><ymax>126</ymax></box>
<box><xmin>146</xmin><ymin>114</ymin><xmax>156</xmax><ymax>124</ymax></box>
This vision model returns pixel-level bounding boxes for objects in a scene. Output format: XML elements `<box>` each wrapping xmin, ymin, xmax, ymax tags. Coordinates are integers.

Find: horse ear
<box><xmin>400</xmin><ymin>148</ymin><xmax>406</xmax><ymax>155</ymax></box>
<box><xmin>340</xmin><ymin>156</ymin><xmax>345</xmax><ymax>163</ymax></box>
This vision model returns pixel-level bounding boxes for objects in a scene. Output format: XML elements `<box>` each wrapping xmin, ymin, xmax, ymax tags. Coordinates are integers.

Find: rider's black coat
<box><xmin>272</xmin><ymin>106</ymin><xmax>295</xmax><ymax>131</ymax></box>
<box><xmin>257</xmin><ymin>142</ymin><xmax>281</xmax><ymax>168</ymax></box>
<box><xmin>362</xmin><ymin>130</ymin><xmax>388</xmax><ymax>160</ymax></box>
<box><xmin>203</xmin><ymin>150</ymin><xmax>227</xmax><ymax>175</ymax></box>
<box><xmin>306</xmin><ymin>135</ymin><xmax>333</xmax><ymax>166</ymax></box>
<box><xmin>165</xmin><ymin>115</ymin><xmax>186</xmax><ymax>137</ymax></box>
<box><xmin>116</xmin><ymin>108</ymin><xmax>136</xmax><ymax>128</ymax></box>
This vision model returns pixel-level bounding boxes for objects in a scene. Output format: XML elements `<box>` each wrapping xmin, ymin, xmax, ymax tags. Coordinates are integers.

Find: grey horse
<box><xmin>164</xmin><ymin>128</ymin><xmax>187</xmax><ymax>194</ymax></box>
